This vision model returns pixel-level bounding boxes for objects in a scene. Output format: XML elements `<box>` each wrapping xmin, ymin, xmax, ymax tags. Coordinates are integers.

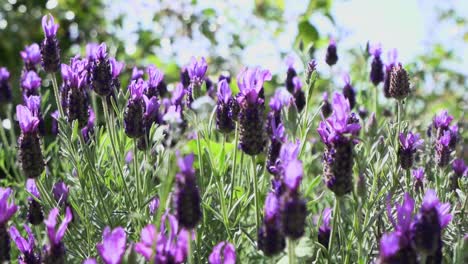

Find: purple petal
<box><xmin>26</xmin><ymin>179</ymin><xmax>40</xmax><ymax>199</ymax></box>
<box><xmin>264</xmin><ymin>192</ymin><xmax>279</xmax><ymax>221</ymax></box>
<box><xmin>54</xmin><ymin>207</ymin><xmax>73</xmax><ymax>244</ymax></box>
<box><xmin>97</xmin><ymin>227</ymin><xmax>127</xmax><ymax>264</ymax></box>
<box><xmin>380</xmin><ymin>232</ymin><xmax>400</xmax><ymax>258</ymax></box>
<box><xmin>217</xmin><ymin>79</ymin><xmax>232</xmax><ymax>104</ymax></box>
<box><xmin>284</xmin><ymin>159</ymin><xmax>303</xmax><ymax>192</ymax></box>
<box><xmin>83</xmin><ymin>258</ymin><xmax>98</xmax><ymax>264</ymax></box>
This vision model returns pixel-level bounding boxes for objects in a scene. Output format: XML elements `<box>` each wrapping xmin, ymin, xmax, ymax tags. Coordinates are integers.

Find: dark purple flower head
<box><xmin>370</xmin><ymin>43</ymin><xmax>382</xmax><ymax>57</ymax></box>
<box><xmin>269</xmin><ymin>88</ymin><xmax>293</xmax><ymax>113</ymax></box>
<box><xmin>420</xmin><ymin>189</ymin><xmax>452</xmax><ymax>229</ymax></box>
<box><xmin>131</xmin><ymin>67</ymin><xmax>144</xmax><ymax>80</ymax></box>
<box><xmin>433</xmin><ymin>110</ymin><xmax>453</xmax><ymax>129</ymax></box>
<box><xmin>42</xmin><ymin>14</ymin><xmax>59</xmax><ymax>38</ymax></box>
<box><xmin>264</xmin><ymin>192</ymin><xmax>279</xmax><ymax>222</ymax></box>
<box><xmin>143</xmin><ymin>95</ymin><xmax>159</xmax><ymax>118</ymax></box>
<box><xmin>284</xmin><ymin>159</ymin><xmax>303</xmax><ymax>192</ymax></box>
<box><xmin>61</xmin><ymin>64</ymin><xmax>87</xmax><ymax>90</ymax></box>
<box><xmin>386</xmin><ymin>193</ymin><xmax>414</xmax><ymax>234</ymax></box>
<box><xmin>0</xmin><ymin>188</ymin><xmax>18</xmax><ymax>224</ymax></box>
<box><xmin>95</xmin><ymin>43</ymin><xmax>108</xmax><ymax>60</ymax></box>
<box><xmin>438</xmin><ymin>130</ymin><xmax>451</xmax><ymax>147</ymax></box>
<box><xmin>236</xmin><ymin>67</ymin><xmax>271</xmax><ymax>105</ymax></box>
<box><xmin>305</xmin><ymin>60</ymin><xmax>317</xmax><ymax>84</ymax></box>
<box><xmin>109</xmin><ymin>57</ymin><xmax>124</xmax><ymax>79</ymax></box>
<box><xmin>21</xmin><ymin>71</ymin><xmax>41</xmax><ymax>91</ymax></box>
<box><xmin>97</xmin><ymin>227</ymin><xmax>127</xmax><ymax>264</ymax></box>
<box><xmin>147</xmin><ymin>65</ymin><xmax>164</xmax><ymax>89</ymax></box>
<box><xmin>187</xmin><ymin>57</ymin><xmax>208</xmax><ymax>85</ymax></box>
<box><xmin>318</xmin><ymin>208</ymin><xmax>332</xmax><ymax>234</ymax></box>
<box><xmin>21</xmin><ymin>44</ymin><xmax>42</xmax><ymax>69</ymax></box>
<box><xmin>379</xmin><ymin>232</ymin><xmax>401</xmax><ymax>260</ymax></box>
<box><xmin>342</xmin><ymin>73</ymin><xmax>356</xmax><ymax>109</ymax></box>
<box><xmin>26</xmin><ymin>179</ymin><xmax>40</xmax><ymax>200</ymax></box>
<box><xmin>16</xmin><ymin>105</ymin><xmax>40</xmax><ymax>133</ymax></box>
<box><xmin>128</xmin><ymin>79</ymin><xmax>146</xmax><ymax>100</ymax></box>
<box><xmin>317</xmin><ymin>92</ymin><xmax>361</xmax><ymax>145</ymax></box>
<box><xmin>452</xmin><ymin>159</ymin><xmax>467</xmax><ymax>177</ymax></box>
<box><xmin>9</xmin><ymin>224</ymin><xmax>36</xmax><ymax>256</ymax></box>
<box><xmin>325</xmin><ymin>38</ymin><xmax>338</xmax><ymax>66</ymax></box>
<box><xmin>217</xmin><ymin>79</ymin><xmax>231</xmax><ymax>104</ymax></box>
<box><xmin>399</xmin><ymin>132</ymin><xmax>423</xmax><ymax>151</ymax></box>
<box><xmin>52</xmin><ymin>181</ymin><xmax>69</xmax><ymax>206</ymax></box>
<box><xmin>45</xmin><ymin>207</ymin><xmax>73</xmax><ymax>246</ymax></box>
<box><xmin>209</xmin><ymin>241</ymin><xmax>236</xmax><ymax>264</ymax></box>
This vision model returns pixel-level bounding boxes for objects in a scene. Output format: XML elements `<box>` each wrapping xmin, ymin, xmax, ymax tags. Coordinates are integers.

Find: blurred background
<box><xmin>0</xmin><ymin>0</ymin><xmax>466</xmax><ymax>114</ymax></box>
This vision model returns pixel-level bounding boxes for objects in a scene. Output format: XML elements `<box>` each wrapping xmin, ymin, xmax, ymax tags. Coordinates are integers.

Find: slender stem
<box><xmin>374</xmin><ymin>86</ymin><xmax>378</xmax><ymax>117</ymax></box>
<box><xmin>288</xmin><ymin>238</ymin><xmax>296</xmax><ymax>264</ymax></box>
<box><xmin>229</xmin><ymin>124</ymin><xmax>239</xmax><ymax>208</ymax></box>
<box><xmin>134</xmin><ymin>140</ymin><xmax>141</xmax><ymax>209</ymax></box>
<box><xmin>251</xmin><ymin>155</ymin><xmax>260</xmax><ymax>236</ymax></box>
<box><xmin>51</xmin><ymin>73</ymin><xmax>65</xmax><ymax>119</ymax></box>
<box><xmin>188</xmin><ymin>231</ymin><xmax>194</xmax><ymax>264</ymax></box>
<box><xmin>395</xmin><ymin>101</ymin><xmax>401</xmax><ymax>147</ymax></box>
<box><xmin>196</xmin><ymin>128</ymin><xmax>204</xmax><ymax>192</ymax></box>
<box><xmin>7</xmin><ymin>105</ymin><xmax>16</xmax><ymax>147</ymax></box>
<box><xmin>328</xmin><ymin>197</ymin><xmax>340</xmax><ymax>263</ymax></box>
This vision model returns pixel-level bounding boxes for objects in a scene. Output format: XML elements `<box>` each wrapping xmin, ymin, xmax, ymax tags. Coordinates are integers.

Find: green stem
<box><xmin>251</xmin><ymin>155</ymin><xmax>260</xmax><ymax>236</ymax></box>
<box><xmin>188</xmin><ymin>230</ymin><xmax>194</xmax><ymax>264</ymax></box>
<box><xmin>134</xmin><ymin>140</ymin><xmax>141</xmax><ymax>209</ymax></box>
<box><xmin>196</xmin><ymin>128</ymin><xmax>204</xmax><ymax>192</ymax></box>
<box><xmin>51</xmin><ymin>73</ymin><xmax>65</xmax><ymax>119</ymax></box>
<box><xmin>328</xmin><ymin>197</ymin><xmax>340</xmax><ymax>263</ymax></box>
<box><xmin>288</xmin><ymin>238</ymin><xmax>296</xmax><ymax>264</ymax></box>
<box><xmin>374</xmin><ymin>86</ymin><xmax>378</xmax><ymax>117</ymax></box>
<box><xmin>229</xmin><ymin>124</ymin><xmax>239</xmax><ymax>208</ymax></box>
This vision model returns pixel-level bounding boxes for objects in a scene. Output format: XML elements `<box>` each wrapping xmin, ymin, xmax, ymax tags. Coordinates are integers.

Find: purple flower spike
<box><xmin>44</xmin><ymin>207</ymin><xmax>73</xmax><ymax>246</ymax></box>
<box><xmin>264</xmin><ymin>192</ymin><xmax>279</xmax><ymax>221</ymax></box>
<box><xmin>128</xmin><ymin>79</ymin><xmax>146</xmax><ymax>100</ymax></box>
<box><xmin>21</xmin><ymin>71</ymin><xmax>42</xmax><ymax>92</ymax></box>
<box><xmin>216</xmin><ymin>79</ymin><xmax>235</xmax><ymax>133</ymax></box>
<box><xmin>269</xmin><ymin>88</ymin><xmax>293</xmax><ymax>113</ymax></box>
<box><xmin>433</xmin><ymin>110</ymin><xmax>453</xmax><ymax>130</ymax></box>
<box><xmin>317</xmin><ymin>208</ymin><xmax>332</xmax><ymax>247</ymax></box>
<box><xmin>109</xmin><ymin>58</ymin><xmax>125</xmax><ymax>79</ymax></box>
<box><xmin>237</xmin><ymin>67</ymin><xmax>271</xmax><ymax>104</ymax></box>
<box><xmin>86</xmin><ymin>43</ymin><xmax>99</xmax><ymax>61</ymax></box>
<box><xmin>21</xmin><ymin>44</ymin><xmax>42</xmax><ymax>70</ymax></box>
<box><xmin>26</xmin><ymin>179</ymin><xmax>40</xmax><ymax>199</ymax></box>
<box><xmin>177</xmin><ymin>152</ymin><xmax>196</xmax><ymax>179</ymax></box>
<box><xmin>171</xmin><ymin>83</ymin><xmax>186</xmax><ymax>106</ymax></box>
<box><xmin>452</xmin><ymin>159</ymin><xmax>467</xmax><ymax>177</ymax></box>
<box><xmin>52</xmin><ymin>181</ymin><xmax>69</xmax><ymax>206</ymax></box>
<box><xmin>187</xmin><ymin>57</ymin><xmax>208</xmax><ymax>85</ymax></box>
<box><xmin>24</xmin><ymin>95</ymin><xmax>41</xmax><ymax>117</ymax></box>
<box><xmin>284</xmin><ymin>159</ymin><xmax>303</xmax><ymax>192</ymax></box>
<box><xmin>217</xmin><ymin>79</ymin><xmax>232</xmax><ymax>105</ymax></box>
<box><xmin>325</xmin><ymin>38</ymin><xmax>338</xmax><ymax>66</ymax></box>
<box><xmin>399</xmin><ymin>132</ymin><xmax>423</xmax><ymax>151</ymax></box>
<box><xmin>421</xmin><ymin>189</ymin><xmax>452</xmax><ymax>229</ymax></box>
<box><xmin>209</xmin><ymin>241</ymin><xmax>236</xmax><ymax>264</ymax></box>
<box><xmin>16</xmin><ymin>105</ymin><xmax>40</xmax><ymax>133</ymax></box>
<box><xmin>149</xmin><ymin>197</ymin><xmax>159</xmax><ymax>215</ymax></box>
<box><xmin>379</xmin><ymin>232</ymin><xmax>401</xmax><ymax>260</ymax></box>
<box><xmin>146</xmin><ymin>64</ymin><xmax>165</xmax><ymax>96</ymax></box>
<box><xmin>96</xmin><ymin>43</ymin><xmax>108</xmax><ymax>60</ymax></box>
<box><xmin>9</xmin><ymin>224</ymin><xmax>39</xmax><ymax>263</ymax></box>
<box><xmin>42</xmin><ymin>14</ymin><xmax>59</xmax><ymax>38</ymax></box>
<box><xmin>342</xmin><ymin>73</ymin><xmax>356</xmax><ymax>109</ymax></box>
<box><xmin>131</xmin><ymin>66</ymin><xmax>144</xmax><ymax>80</ymax></box>
<box><xmin>97</xmin><ymin>227</ymin><xmax>127</xmax><ymax>264</ymax></box>
<box><xmin>412</xmin><ymin>167</ymin><xmax>425</xmax><ymax>192</ymax></box>
<box><xmin>0</xmin><ymin>188</ymin><xmax>18</xmax><ymax>224</ymax></box>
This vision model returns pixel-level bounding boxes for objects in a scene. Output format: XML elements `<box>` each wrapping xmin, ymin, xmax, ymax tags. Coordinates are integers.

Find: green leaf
<box><xmin>297</xmin><ymin>20</ymin><xmax>319</xmax><ymax>48</ymax></box>
<box><xmin>295</xmin><ymin>237</ymin><xmax>314</xmax><ymax>258</ymax></box>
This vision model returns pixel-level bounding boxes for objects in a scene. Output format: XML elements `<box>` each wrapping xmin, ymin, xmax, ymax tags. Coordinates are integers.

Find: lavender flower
<box><xmin>305</xmin><ymin>60</ymin><xmax>317</xmax><ymax>85</ymax></box>
<box><xmin>237</xmin><ymin>67</ymin><xmax>271</xmax><ymax>156</ymax></box>
<box><xmin>321</xmin><ymin>92</ymin><xmax>332</xmax><ymax>118</ymax></box>
<box><xmin>411</xmin><ymin>189</ymin><xmax>452</xmax><ymax>258</ymax></box>
<box><xmin>83</xmin><ymin>258</ymin><xmax>97</xmax><ymax>264</ymax></box>
<box><xmin>97</xmin><ymin>227</ymin><xmax>127</xmax><ymax>264</ymax></box>
<box><xmin>292</xmin><ymin>76</ymin><xmax>306</xmax><ymax>112</ymax></box>
<box><xmin>317</xmin><ymin>92</ymin><xmax>361</xmax><ymax>196</ymax></box>
<box><xmin>369</xmin><ymin>44</ymin><xmax>384</xmax><ymax>86</ymax></box>
<box><xmin>412</xmin><ymin>167</ymin><xmax>425</xmax><ymax>193</ymax></box>
<box><xmin>285</xmin><ymin>56</ymin><xmax>298</xmax><ymax>94</ymax></box>
<box><xmin>0</xmin><ymin>188</ymin><xmax>18</xmax><ymax>262</ymax></box>
<box><xmin>325</xmin><ymin>38</ymin><xmax>338</xmax><ymax>66</ymax></box>
<box><xmin>137</xmin><ymin>95</ymin><xmax>160</xmax><ymax>150</ymax></box>
<box><xmin>90</xmin><ymin>43</ymin><xmax>113</xmax><ymax>96</ymax></box>
<box><xmin>9</xmin><ymin>224</ymin><xmax>41</xmax><ymax>264</ymax></box>
<box><xmin>81</xmin><ymin>107</ymin><xmax>95</xmax><ymax>143</ymax></box>
<box><xmin>21</xmin><ymin>71</ymin><xmax>41</xmax><ymax>97</ymax></box>
<box><xmin>435</xmin><ymin>130</ymin><xmax>452</xmax><ymax>167</ymax></box>
<box><xmin>174</xmin><ymin>153</ymin><xmax>202</xmax><ymax>229</ymax></box>
<box><xmin>41</xmin><ymin>14</ymin><xmax>60</xmax><ymax>73</ymax></box>
<box><xmin>0</xmin><ymin>67</ymin><xmax>12</xmax><ymax>102</ymax></box>
<box><xmin>180</xmin><ymin>67</ymin><xmax>190</xmax><ymax>89</ymax></box>
<box><xmin>17</xmin><ymin>105</ymin><xmax>44</xmax><ymax>178</ymax></box>
<box><xmin>266</xmin><ymin>119</ymin><xmax>285</xmax><ymax>175</ymax></box>
<box><xmin>398</xmin><ymin>132</ymin><xmax>423</xmax><ymax>170</ymax></box>
<box><xmin>432</xmin><ymin>110</ymin><xmax>458</xmax><ymax>146</ymax></box>
<box><xmin>109</xmin><ymin>57</ymin><xmax>124</xmax><ymax>93</ymax></box>
<box><xmin>186</xmin><ymin>57</ymin><xmax>208</xmax><ymax>104</ymax></box>
<box><xmin>378</xmin><ymin>231</ymin><xmax>417</xmax><ymax>264</ymax></box>
<box><xmin>26</xmin><ymin>179</ymin><xmax>44</xmax><ymax>226</ymax></box>
<box><xmin>44</xmin><ymin>207</ymin><xmax>73</xmax><ymax>264</ymax></box>
<box><xmin>216</xmin><ymin>79</ymin><xmax>235</xmax><ymax>134</ymax></box>
<box><xmin>268</xmin><ymin>88</ymin><xmax>293</xmax><ymax>135</ymax></box>
<box><xmin>135</xmin><ymin>213</ymin><xmax>190</xmax><ymax>263</ymax></box>
<box><xmin>51</xmin><ymin>110</ymin><xmax>59</xmax><ymax>136</ymax></box>
<box><xmin>131</xmin><ymin>66</ymin><xmax>144</xmax><ymax>80</ymax></box>
<box><xmin>149</xmin><ymin>197</ymin><xmax>159</xmax><ymax>215</ymax></box>
<box><xmin>451</xmin><ymin>158</ymin><xmax>467</xmax><ymax>190</ymax></box>
<box><xmin>342</xmin><ymin>73</ymin><xmax>356</xmax><ymax>109</ymax></box>
<box><xmin>21</xmin><ymin>44</ymin><xmax>42</xmax><ymax>71</ymax></box>
<box><xmin>24</xmin><ymin>95</ymin><xmax>45</xmax><ymax>135</ymax></box>
<box><xmin>124</xmin><ymin>79</ymin><xmax>146</xmax><ymax>138</ymax></box>
<box><xmin>389</xmin><ymin>63</ymin><xmax>410</xmax><ymax>100</ymax></box>
<box><xmin>209</xmin><ymin>241</ymin><xmax>236</xmax><ymax>264</ymax></box>
<box><xmin>146</xmin><ymin>64</ymin><xmax>167</xmax><ymax>98</ymax></box>
<box><xmin>61</xmin><ymin>63</ymin><xmax>89</xmax><ymax>128</ymax></box>
<box><xmin>258</xmin><ymin>192</ymin><xmax>285</xmax><ymax>256</ymax></box>
<box><xmin>383</xmin><ymin>49</ymin><xmax>398</xmax><ymax>98</ymax></box>
<box><xmin>52</xmin><ymin>181</ymin><xmax>69</xmax><ymax>207</ymax></box>
<box><xmin>317</xmin><ymin>208</ymin><xmax>332</xmax><ymax>248</ymax></box>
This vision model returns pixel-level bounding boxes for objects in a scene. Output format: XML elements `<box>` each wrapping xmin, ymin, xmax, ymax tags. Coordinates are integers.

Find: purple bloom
<box><xmin>284</xmin><ymin>159</ymin><xmax>303</xmax><ymax>193</ymax></box>
<box><xmin>412</xmin><ymin>167</ymin><xmax>425</xmax><ymax>192</ymax></box>
<box><xmin>16</xmin><ymin>105</ymin><xmax>40</xmax><ymax>133</ymax></box>
<box><xmin>44</xmin><ymin>207</ymin><xmax>73</xmax><ymax>246</ymax></box>
<box><xmin>369</xmin><ymin>43</ymin><xmax>384</xmax><ymax>86</ymax></box>
<box><xmin>125</xmin><ymin>151</ymin><xmax>133</xmax><ymax>164</ymax></box>
<box><xmin>171</xmin><ymin>83</ymin><xmax>186</xmax><ymax>107</ymax></box>
<box><xmin>0</xmin><ymin>67</ymin><xmax>12</xmax><ymax>102</ymax></box>
<box><xmin>420</xmin><ymin>190</ymin><xmax>452</xmax><ymax>229</ymax></box>
<box><xmin>325</xmin><ymin>38</ymin><xmax>338</xmax><ymax>66</ymax></box>
<box><xmin>236</xmin><ymin>67</ymin><xmax>271</xmax><ymax>105</ymax></box>
<box><xmin>433</xmin><ymin>110</ymin><xmax>453</xmax><ymax>130</ymax></box>
<box><xmin>342</xmin><ymin>73</ymin><xmax>356</xmax><ymax>109</ymax></box>
<box><xmin>317</xmin><ymin>208</ymin><xmax>332</xmax><ymax>248</ymax></box>
<box><xmin>21</xmin><ymin>71</ymin><xmax>41</xmax><ymax>93</ymax></box>
<box><xmin>21</xmin><ymin>44</ymin><xmax>42</xmax><ymax>70</ymax></box>
<box><xmin>86</xmin><ymin>43</ymin><xmax>99</xmax><ymax>61</ymax></box>
<box><xmin>131</xmin><ymin>66</ymin><xmax>144</xmax><ymax>80</ymax></box>
<box><xmin>216</xmin><ymin>79</ymin><xmax>235</xmax><ymax>133</ymax></box>
<box><xmin>379</xmin><ymin>232</ymin><xmax>401</xmax><ymax>260</ymax></box>
<box><xmin>26</xmin><ymin>179</ymin><xmax>40</xmax><ymax>200</ymax></box>
<box><xmin>258</xmin><ymin>192</ymin><xmax>285</xmax><ymax>256</ymax></box>
<box><xmin>42</xmin><ymin>14</ymin><xmax>59</xmax><ymax>38</ymax></box>
<box><xmin>269</xmin><ymin>88</ymin><xmax>293</xmax><ymax>113</ymax></box>
<box><xmin>217</xmin><ymin>79</ymin><xmax>232</xmax><ymax>105</ymax></box>
<box><xmin>386</xmin><ymin>193</ymin><xmax>414</xmax><ymax>235</ymax></box>
<box><xmin>143</xmin><ymin>95</ymin><xmax>159</xmax><ymax>120</ymax></box>
<box><xmin>109</xmin><ymin>58</ymin><xmax>125</xmax><ymax>79</ymax></box>
<box><xmin>97</xmin><ymin>227</ymin><xmax>127</xmax><ymax>264</ymax></box>
<box><xmin>83</xmin><ymin>258</ymin><xmax>98</xmax><ymax>264</ymax></box>
<box><xmin>305</xmin><ymin>60</ymin><xmax>317</xmax><ymax>84</ymax></box>
<box><xmin>435</xmin><ymin>130</ymin><xmax>452</xmax><ymax>167</ymax></box>
<box><xmin>95</xmin><ymin>43</ymin><xmax>108</xmax><ymax>60</ymax></box>
<box><xmin>146</xmin><ymin>65</ymin><xmax>165</xmax><ymax>95</ymax></box>
<box><xmin>9</xmin><ymin>224</ymin><xmax>39</xmax><ymax>263</ymax></box>
<box><xmin>187</xmin><ymin>57</ymin><xmax>208</xmax><ymax>85</ymax></box>
<box><xmin>264</xmin><ymin>192</ymin><xmax>279</xmax><ymax>221</ymax></box>
<box><xmin>398</xmin><ymin>132</ymin><xmax>423</xmax><ymax>169</ymax></box>
<box><xmin>452</xmin><ymin>159</ymin><xmax>467</xmax><ymax>177</ymax></box>
<box><xmin>52</xmin><ymin>181</ymin><xmax>69</xmax><ymax>206</ymax></box>
<box><xmin>128</xmin><ymin>79</ymin><xmax>146</xmax><ymax>100</ymax></box>
<box><xmin>209</xmin><ymin>241</ymin><xmax>236</xmax><ymax>264</ymax></box>
<box><xmin>24</xmin><ymin>95</ymin><xmax>41</xmax><ymax>117</ymax></box>
<box><xmin>149</xmin><ymin>197</ymin><xmax>159</xmax><ymax>215</ymax></box>
<box><xmin>0</xmin><ymin>188</ymin><xmax>18</xmax><ymax>225</ymax></box>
